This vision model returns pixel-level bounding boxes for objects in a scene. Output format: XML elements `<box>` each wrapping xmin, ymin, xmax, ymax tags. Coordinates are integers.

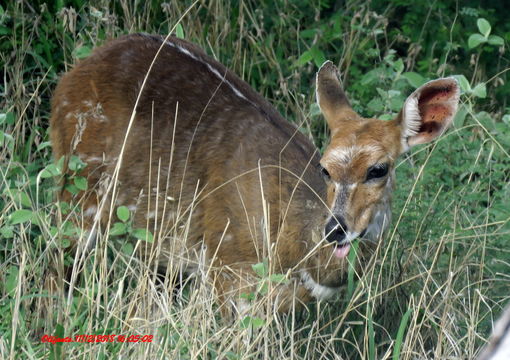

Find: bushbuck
<box><xmin>50</xmin><ymin>33</ymin><xmax>459</xmax><ymax>312</ymax></box>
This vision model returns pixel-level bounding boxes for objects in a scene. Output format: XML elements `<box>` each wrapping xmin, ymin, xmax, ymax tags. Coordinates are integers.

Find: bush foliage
<box><xmin>1</xmin><ymin>1</ymin><xmax>508</xmax><ymax>359</ymax></box>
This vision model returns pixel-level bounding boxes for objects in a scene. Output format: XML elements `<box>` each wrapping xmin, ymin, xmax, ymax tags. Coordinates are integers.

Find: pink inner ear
<box><xmin>419</xmin><ymin>104</ymin><xmax>452</xmax><ymax>132</ymax></box>
<box><xmin>417</xmin><ymin>84</ymin><xmax>456</xmax><ymax>132</ymax></box>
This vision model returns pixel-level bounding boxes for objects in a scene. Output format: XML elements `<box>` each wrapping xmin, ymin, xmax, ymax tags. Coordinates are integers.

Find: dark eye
<box><xmin>366</xmin><ymin>163</ymin><xmax>389</xmax><ymax>181</ymax></box>
<box><xmin>319</xmin><ymin>165</ymin><xmax>331</xmax><ymax>180</ymax></box>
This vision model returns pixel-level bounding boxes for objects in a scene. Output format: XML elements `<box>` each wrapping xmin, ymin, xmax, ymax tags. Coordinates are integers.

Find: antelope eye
<box><xmin>366</xmin><ymin>163</ymin><xmax>389</xmax><ymax>181</ymax></box>
<box><xmin>319</xmin><ymin>165</ymin><xmax>331</xmax><ymax>180</ymax></box>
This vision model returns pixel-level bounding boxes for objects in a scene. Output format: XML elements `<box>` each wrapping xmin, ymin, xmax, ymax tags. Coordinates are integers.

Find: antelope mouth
<box><xmin>332</xmin><ymin>229</ymin><xmax>367</xmax><ymax>259</ymax></box>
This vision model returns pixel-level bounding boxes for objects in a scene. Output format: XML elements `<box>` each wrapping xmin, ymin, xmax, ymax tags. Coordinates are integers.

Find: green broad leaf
<box><xmin>74</xmin><ymin>176</ymin><xmax>88</xmax><ymax>191</ymax></box>
<box><xmin>472</xmin><ymin>83</ymin><xmax>487</xmax><ymax>98</ymax></box>
<box><xmin>468</xmin><ymin>33</ymin><xmax>486</xmax><ymax>49</ymax></box>
<box><xmin>9</xmin><ymin>209</ymin><xmax>34</xmax><ymax>225</ymax></box>
<box><xmin>240</xmin><ymin>316</ymin><xmax>265</xmax><ymax>329</ymax></box>
<box><xmin>121</xmin><ymin>242</ymin><xmax>134</xmax><ymax>255</ymax></box>
<box><xmin>252</xmin><ymin>261</ymin><xmax>268</xmax><ymax>278</ymax></box>
<box><xmin>488</xmin><ymin>35</ymin><xmax>504</xmax><ymax>46</ymax></box>
<box><xmin>5</xmin><ymin>266</ymin><xmax>19</xmax><ymax>297</ymax></box>
<box><xmin>477</xmin><ymin>18</ymin><xmax>491</xmax><ymax>38</ymax></box>
<box><xmin>250</xmin><ymin>317</ymin><xmax>265</xmax><ymax>329</ymax></box>
<box><xmin>36</xmin><ymin>141</ymin><xmax>52</xmax><ymax>151</ymax></box>
<box><xmin>68</xmin><ymin>155</ymin><xmax>87</xmax><ymax>171</ymax></box>
<box><xmin>379</xmin><ymin>114</ymin><xmax>393</xmax><ymax>121</ymax></box>
<box><xmin>110</xmin><ymin>222</ymin><xmax>127</xmax><ymax>236</ymax></box>
<box><xmin>299</xmin><ymin>29</ymin><xmax>317</xmax><ymax>39</ymax></box>
<box><xmin>132</xmin><ymin>228</ymin><xmax>154</xmax><ymax>243</ymax></box>
<box><xmin>59</xmin><ymin>237</ymin><xmax>71</xmax><ymax>248</ymax></box>
<box><xmin>452</xmin><ymin>75</ymin><xmax>471</xmax><ymax>93</ymax></box>
<box><xmin>389</xmin><ymin>96</ymin><xmax>404</xmax><ymax>112</ymax></box>
<box><xmin>175</xmin><ymin>23</ymin><xmax>185</xmax><ymax>39</ymax></box>
<box><xmin>116</xmin><ymin>206</ymin><xmax>130</xmax><ymax>222</ymax></box>
<box><xmin>240</xmin><ymin>292</ymin><xmax>255</xmax><ymax>301</ymax></box>
<box><xmin>367</xmin><ymin>97</ymin><xmax>383</xmax><ymax>113</ymax></box>
<box><xmin>40</xmin><ymin>163</ymin><xmax>61</xmax><ymax>178</ymax></box>
<box><xmin>310</xmin><ymin>46</ymin><xmax>326</xmax><ymax>68</ymax></box>
<box><xmin>0</xmin><ymin>112</ymin><xmax>14</xmax><ymax>126</ymax></box>
<box><xmin>240</xmin><ymin>316</ymin><xmax>252</xmax><ymax>329</ymax></box>
<box><xmin>269</xmin><ymin>273</ymin><xmax>288</xmax><ymax>284</ymax></box>
<box><xmin>394</xmin><ymin>58</ymin><xmax>404</xmax><ymax>73</ymax></box>
<box><xmin>453</xmin><ymin>104</ymin><xmax>468</xmax><ymax>127</ymax></box>
<box><xmin>0</xmin><ymin>26</ymin><xmax>10</xmax><ymax>35</ymax></box>
<box><xmin>402</xmin><ymin>72</ymin><xmax>426</xmax><ymax>88</ymax></box>
<box><xmin>0</xmin><ymin>226</ymin><xmax>14</xmax><ymax>239</ymax></box>
<box><xmin>74</xmin><ymin>45</ymin><xmax>92</xmax><ymax>59</ymax></box>
<box><xmin>18</xmin><ymin>191</ymin><xmax>32</xmax><ymax>208</ymax></box>
<box><xmin>257</xmin><ymin>281</ymin><xmax>269</xmax><ymax>295</ymax></box>
<box><xmin>309</xmin><ymin>103</ymin><xmax>321</xmax><ymax>117</ymax></box>
<box><xmin>65</xmin><ymin>183</ymin><xmax>79</xmax><ymax>195</ymax></box>
<box><xmin>294</xmin><ymin>49</ymin><xmax>313</xmax><ymax>67</ymax></box>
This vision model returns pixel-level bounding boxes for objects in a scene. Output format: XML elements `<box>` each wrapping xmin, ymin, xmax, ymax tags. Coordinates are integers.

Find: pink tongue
<box><xmin>334</xmin><ymin>244</ymin><xmax>351</xmax><ymax>259</ymax></box>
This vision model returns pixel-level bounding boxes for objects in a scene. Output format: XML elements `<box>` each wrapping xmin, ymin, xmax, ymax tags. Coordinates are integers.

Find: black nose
<box><xmin>325</xmin><ymin>216</ymin><xmax>347</xmax><ymax>243</ymax></box>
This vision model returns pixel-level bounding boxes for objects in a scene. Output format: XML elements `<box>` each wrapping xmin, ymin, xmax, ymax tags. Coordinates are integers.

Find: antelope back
<box><xmin>50</xmin><ymin>34</ymin><xmax>459</xmax><ymax>307</ymax></box>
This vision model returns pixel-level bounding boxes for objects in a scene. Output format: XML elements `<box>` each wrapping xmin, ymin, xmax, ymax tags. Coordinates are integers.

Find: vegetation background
<box><xmin>1</xmin><ymin>0</ymin><xmax>509</xmax><ymax>359</ymax></box>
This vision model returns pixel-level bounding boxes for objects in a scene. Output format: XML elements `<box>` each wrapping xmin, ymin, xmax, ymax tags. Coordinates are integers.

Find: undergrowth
<box><xmin>1</xmin><ymin>1</ymin><xmax>509</xmax><ymax>359</ymax></box>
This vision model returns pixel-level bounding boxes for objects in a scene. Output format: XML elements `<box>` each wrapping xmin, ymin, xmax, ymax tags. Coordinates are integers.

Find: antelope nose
<box><xmin>325</xmin><ymin>216</ymin><xmax>347</xmax><ymax>243</ymax></box>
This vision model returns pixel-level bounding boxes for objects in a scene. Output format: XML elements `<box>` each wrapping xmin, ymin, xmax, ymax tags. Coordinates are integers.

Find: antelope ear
<box><xmin>398</xmin><ymin>77</ymin><xmax>460</xmax><ymax>152</ymax></box>
<box><xmin>316</xmin><ymin>61</ymin><xmax>358</xmax><ymax>134</ymax></box>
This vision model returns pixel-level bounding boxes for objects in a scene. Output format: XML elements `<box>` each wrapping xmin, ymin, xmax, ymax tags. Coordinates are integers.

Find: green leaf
<box><xmin>68</xmin><ymin>155</ymin><xmax>87</xmax><ymax>171</ymax></box>
<box><xmin>453</xmin><ymin>104</ymin><xmax>468</xmax><ymax>127</ymax></box>
<box><xmin>110</xmin><ymin>222</ymin><xmax>127</xmax><ymax>236</ymax></box>
<box><xmin>116</xmin><ymin>206</ymin><xmax>130</xmax><ymax>222</ymax></box>
<box><xmin>468</xmin><ymin>33</ymin><xmax>486</xmax><ymax>49</ymax></box>
<box><xmin>74</xmin><ymin>176</ymin><xmax>88</xmax><ymax>191</ymax></box>
<box><xmin>74</xmin><ymin>45</ymin><xmax>92</xmax><ymax>59</ymax></box>
<box><xmin>240</xmin><ymin>316</ymin><xmax>265</xmax><ymax>329</ymax></box>
<box><xmin>175</xmin><ymin>23</ymin><xmax>185</xmax><ymax>39</ymax></box>
<box><xmin>132</xmin><ymin>228</ymin><xmax>154</xmax><ymax>243</ymax></box>
<box><xmin>393</xmin><ymin>308</ymin><xmax>413</xmax><ymax>360</ymax></box>
<box><xmin>65</xmin><ymin>183</ymin><xmax>79</xmax><ymax>195</ymax></box>
<box><xmin>452</xmin><ymin>75</ymin><xmax>471</xmax><ymax>92</ymax></box>
<box><xmin>257</xmin><ymin>281</ymin><xmax>269</xmax><ymax>295</ymax></box>
<box><xmin>121</xmin><ymin>242</ymin><xmax>134</xmax><ymax>255</ymax></box>
<box><xmin>269</xmin><ymin>274</ymin><xmax>288</xmax><ymax>284</ymax></box>
<box><xmin>40</xmin><ymin>163</ymin><xmax>61</xmax><ymax>178</ymax></box>
<box><xmin>240</xmin><ymin>292</ymin><xmax>255</xmax><ymax>301</ymax></box>
<box><xmin>367</xmin><ymin>98</ymin><xmax>383</xmax><ymax>113</ymax></box>
<box><xmin>251</xmin><ymin>317</ymin><xmax>265</xmax><ymax>329</ymax></box>
<box><xmin>488</xmin><ymin>35</ymin><xmax>504</xmax><ymax>46</ymax></box>
<box><xmin>252</xmin><ymin>261</ymin><xmax>268</xmax><ymax>278</ymax></box>
<box><xmin>10</xmin><ymin>209</ymin><xmax>34</xmax><ymax>224</ymax></box>
<box><xmin>472</xmin><ymin>83</ymin><xmax>487</xmax><ymax>98</ymax></box>
<box><xmin>310</xmin><ymin>46</ymin><xmax>326</xmax><ymax>68</ymax></box>
<box><xmin>347</xmin><ymin>240</ymin><xmax>360</xmax><ymax>300</ymax></box>
<box><xmin>0</xmin><ymin>226</ymin><xmax>14</xmax><ymax>239</ymax></box>
<box><xmin>394</xmin><ymin>58</ymin><xmax>404</xmax><ymax>73</ymax></box>
<box><xmin>477</xmin><ymin>18</ymin><xmax>491</xmax><ymax>38</ymax></box>
<box><xmin>402</xmin><ymin>72</ymin><xmax>426</xmax><ymax>88</ymax></box>
<box><xmin>294</xmin><ymin>50</ymin><xmax>313</xmax><ymax>67</ymax></box>
<box><xmin>5</xmin><ymin>266</ymin><xmax>19</xmax><ymax>297</ymax></box>
<box><xmin>240</xmin><ymin>316</ymin><xmax>252</xmax><ymax>329</ymax></box>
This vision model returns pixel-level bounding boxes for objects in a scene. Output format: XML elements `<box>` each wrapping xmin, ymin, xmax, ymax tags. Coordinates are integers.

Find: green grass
<box><xmin>1</xmin><ymin>0</ymin><xmax>509</xmax><ymax>359</ymax></box>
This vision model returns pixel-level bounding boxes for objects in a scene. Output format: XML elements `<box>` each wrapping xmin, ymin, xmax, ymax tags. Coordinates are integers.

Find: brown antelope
<box><xmin>50</xmin><ymin>33</ymin><xmax>459</xmax><ymax>312</ymax></box>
